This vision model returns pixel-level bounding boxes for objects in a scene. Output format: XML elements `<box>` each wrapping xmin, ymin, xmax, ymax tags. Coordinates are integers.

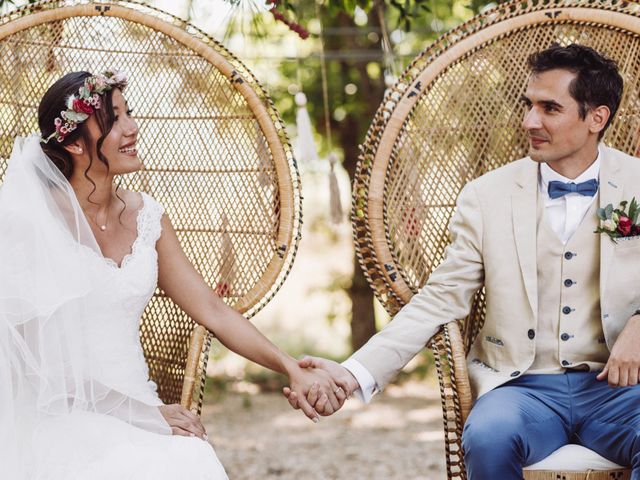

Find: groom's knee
<box><xmin>462</xmin><ymin>405</ymin><xmax>525</xmax><ymax>460</ymax></box>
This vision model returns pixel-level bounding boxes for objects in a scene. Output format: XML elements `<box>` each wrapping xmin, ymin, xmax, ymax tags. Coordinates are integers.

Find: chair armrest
<box><xmin>427</xmin><ymin>320</ymin><xmax>473</xmax><ymax>480</ymax></box>
<box><xmin>180</xmin><ymin>325</ymin><xmax>208</xmax><ymax>411</ymax></box>
<box><xmin>446</xmin><ymin>321</ymin><xmax>472</xmax><ymax>424</ymax></box>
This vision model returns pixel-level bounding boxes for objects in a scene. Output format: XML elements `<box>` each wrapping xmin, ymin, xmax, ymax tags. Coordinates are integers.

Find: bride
<box><xmin>0</xmin><ymin>70</ymin><xmax>345</xmax><ymax>479</ymax></box>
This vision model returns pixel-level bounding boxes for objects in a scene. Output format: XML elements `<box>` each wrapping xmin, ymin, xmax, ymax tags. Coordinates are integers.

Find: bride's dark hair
<box><xmin>38</xmin><ymin>71</ymin><xmax>117</xmax><ymax>180</ymax></box>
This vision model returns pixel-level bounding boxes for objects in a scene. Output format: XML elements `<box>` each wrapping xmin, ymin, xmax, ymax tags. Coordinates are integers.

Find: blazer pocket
<box><xmin>614</xmin><ymin>235</ymin><xmax>640</xmax><ymax>250</ymax></box>
<box><xmin>481</xmin><ymin>335</ymin><xmax>506</xmax><ymax>366</ymax></box>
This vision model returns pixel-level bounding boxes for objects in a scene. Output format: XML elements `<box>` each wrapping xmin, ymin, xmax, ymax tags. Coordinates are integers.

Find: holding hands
<box><xmin>283</xmin><ymin>356</ymin><xmax>360</xmax><ymax>419</ymax></box>
<box><xmin>285</xmin><ymin>362</ymin><xmax>347</xmax><ymax>421</ymax></box>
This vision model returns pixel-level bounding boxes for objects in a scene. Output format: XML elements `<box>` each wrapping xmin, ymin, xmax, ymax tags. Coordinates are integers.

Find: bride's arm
<box><xmin>156</xmin><ymin>215</ymin><xmax>344</xmax><ymax>421</ymax></box>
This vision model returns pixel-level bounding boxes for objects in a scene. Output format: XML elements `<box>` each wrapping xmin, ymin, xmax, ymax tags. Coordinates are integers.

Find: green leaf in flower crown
<box><xmin>605</xmin><ymin>204</ymin><xmax>614</xmax><ymax>219</ymax></box>
<box><xmin>79</xmin><ymin>86</ymin><xmax>90</xmax><ymax>99</ymax></box>
<box><xmin>597</xmin><ymin>207</ymin><xmax>607</xmax><ymax>220</ymax></box>
<box><xmin>64</xmin><ymin>111</ymin><xmax>88</xmax><ymax>123</ymax></box>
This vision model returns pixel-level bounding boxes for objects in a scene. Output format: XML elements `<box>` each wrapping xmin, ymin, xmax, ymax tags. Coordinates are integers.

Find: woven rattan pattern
<box><xmin>353</xmin><ymin>1</ymin><xmax>640</xmax><ymax>478</ymax></box>
<box><xmin>0</xmin><ymin>0</ymin><xmax>302</xmax><ymax>413</ymax></box>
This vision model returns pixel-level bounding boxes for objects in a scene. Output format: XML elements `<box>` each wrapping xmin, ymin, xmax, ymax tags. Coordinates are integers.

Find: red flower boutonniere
<box><xmin>595</xmin><ymin>197</ymin><xmax>640</xmax><ymax>242</ymax></box>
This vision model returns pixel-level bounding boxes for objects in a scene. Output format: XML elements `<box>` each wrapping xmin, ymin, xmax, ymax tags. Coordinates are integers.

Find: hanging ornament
<box><xmin>266</xmin><ymin>0</ymin><xmax>309</xmax><ymax>39</ymax></box>
<box><xmin>328</xmin><ymin>152</ymin><xmax>343</xmax><ymax>224</ymax></box>
<box><xmin>215</xmin><ymin>213</ymin><xmax>237</xmax><ymax>299</ymax></box>
<box><xmin>294</xmin><ymin>91</ymin><xmax>318</xmax><ymax>164</ymax></box>
<box><xmin>254</xmin><ymin>120</ymin><xmax>272</xmax><ymax>187</ymax></box>
<box><xmin>315</xmin><ymin>2</ymin><xmax>344</xmax><ymax>225</ymax></box>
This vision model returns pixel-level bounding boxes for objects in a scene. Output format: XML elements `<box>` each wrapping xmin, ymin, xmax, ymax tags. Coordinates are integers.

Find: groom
<box><xmin>285</xmin><ymin>44</ymin><xmax>640</xmax><ymax>478</ymax></box>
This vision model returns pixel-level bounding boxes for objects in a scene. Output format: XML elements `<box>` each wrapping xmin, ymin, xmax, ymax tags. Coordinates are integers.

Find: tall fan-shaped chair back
<box><xmin>353</xmin><ymin>1</ymin><xmax>640</xmax><ymax>478</ymax></box>
<box><xmin>0</xmin><ymin>0</ymin><xmax>301</xmax><ymax>414</ymax></box>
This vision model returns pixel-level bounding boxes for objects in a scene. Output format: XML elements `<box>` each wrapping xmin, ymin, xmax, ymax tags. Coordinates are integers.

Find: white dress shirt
<box><xmin>344</xmin><ymin>149</ymin><xmax>601</xmax><ymax>403</ymax></box>
<box><xmin>540</xmin><ymin>151</ymin><xmax>600</xmax><ymax>244</ymax></box>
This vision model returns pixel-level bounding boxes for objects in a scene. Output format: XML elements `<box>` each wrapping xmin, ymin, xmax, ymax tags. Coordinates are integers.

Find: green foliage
<box><xmin>630</xmin><ymin>197</ymin><xmax>639</xmax><ymax>224</ymax></box>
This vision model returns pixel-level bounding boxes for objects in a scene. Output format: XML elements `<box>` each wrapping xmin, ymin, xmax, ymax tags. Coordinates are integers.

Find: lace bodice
<box><xmin>101</xmin><ymin>192</ymin><xmax>165</xmax><ymax>319</ymax></box>
<box><xmin>83</xmin><ymin>192</ymin><xmax>167</xmax><ymax>407</ymax></box>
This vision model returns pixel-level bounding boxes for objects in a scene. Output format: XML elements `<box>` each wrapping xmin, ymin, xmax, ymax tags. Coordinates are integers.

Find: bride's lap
<box><xmin>32</xmin><ymin>411</ymin><xmax>227</xmax><ymax>480</ymax></box>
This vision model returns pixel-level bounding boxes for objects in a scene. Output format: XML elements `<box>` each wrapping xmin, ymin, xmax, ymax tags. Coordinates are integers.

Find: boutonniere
<box><xmin>595</xmin><ymin>197</ymin><xmax>640</xmax><ymax>242</ymax></box>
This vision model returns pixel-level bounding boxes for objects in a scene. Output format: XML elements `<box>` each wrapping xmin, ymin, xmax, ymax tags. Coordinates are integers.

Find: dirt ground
<box><xmin>201</xmin><ymin>381</ymin><xmax>447</xmax><ymax>480</ymax></box>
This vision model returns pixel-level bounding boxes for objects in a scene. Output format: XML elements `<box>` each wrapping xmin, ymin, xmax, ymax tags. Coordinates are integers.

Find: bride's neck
<box><xmin>70</xmin><ymin>170</ymin><xmax>116</xmax><ymax>211</ymax></box>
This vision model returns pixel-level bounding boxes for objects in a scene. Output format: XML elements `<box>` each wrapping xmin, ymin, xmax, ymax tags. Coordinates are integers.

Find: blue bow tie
<box><xmin>547</xmin><ymin>179</ymin><xmax>599</xmax><ymax>199</ymax></box>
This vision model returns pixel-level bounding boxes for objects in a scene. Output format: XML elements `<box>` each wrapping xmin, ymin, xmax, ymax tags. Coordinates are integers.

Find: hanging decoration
<box><xmin>376</xmin><ymin>2</ymin><xmax>400</xmax><ymax>95</ymax></box>
<box><xmin>316</xmin><ymin>1</ymin><xmax>343</xmax><ymax>225</ymax></box>
<box><xmin>266</xmin><ymin>0</ymin><xmax>309</xmax><ymax>39</ymax></box>
<box><xmin>328</xmin><ymin>152</ymin><xmax>343</xmax><ymax>224</ymax></box>
<box><xmin>214</xmin><ymin>213</ymin><xmax>237</xmax><ymax>299</ymax></box>
<box><xmin>294</xmin><ymin>91</ymin><xmax>318</xmax><ymax>163</ymax></box>
<box><xmin>254</xmin><ymin>120</ymin><xmax>272</xmax><ymax>187</ymax></box>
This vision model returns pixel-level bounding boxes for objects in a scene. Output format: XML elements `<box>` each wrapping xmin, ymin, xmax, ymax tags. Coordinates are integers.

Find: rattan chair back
<box><xmin>353</xmin><ymin>1</ymin><xmax>640</xmax><ymax>479</ymax></box>
<box><xmin>0</xmin><ymin>0</ymin><xmax>301</xmax><ymax>414</ymax></box>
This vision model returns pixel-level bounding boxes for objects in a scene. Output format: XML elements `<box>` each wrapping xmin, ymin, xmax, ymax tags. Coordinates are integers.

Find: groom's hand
<box><xmin>283</xmin><ymin>356</ymin><xmax>359</xmax><ymax>416</ymax></box>
<box><xmin>597</xmin><ymin>314</ymin><xmax>640</xmax><ymax>387</ymax></box>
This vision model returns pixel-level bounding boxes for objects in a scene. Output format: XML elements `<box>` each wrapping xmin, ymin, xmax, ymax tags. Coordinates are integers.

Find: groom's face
<box><xmin>521</xmin><ymin>69</ymin><xmax>596</xmax><ymax>169</ymax></box>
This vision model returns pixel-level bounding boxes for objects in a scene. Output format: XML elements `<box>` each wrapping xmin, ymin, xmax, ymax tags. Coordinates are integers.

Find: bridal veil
<box><xmin>0</xmin><ymin>136</ymin><xmax>170</xmax><ymax>478</ymax></box>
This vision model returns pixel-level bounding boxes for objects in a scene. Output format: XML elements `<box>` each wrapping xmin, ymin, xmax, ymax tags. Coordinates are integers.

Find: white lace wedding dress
<box><xmin>0</xmin><ymin>137</ymin><xmax>230</xmax><ymax>479</ymax></box>
<box><xmin>25</xmin><ymin>192</ymin><xmax>229</xmax><ymax>480</ymax></box>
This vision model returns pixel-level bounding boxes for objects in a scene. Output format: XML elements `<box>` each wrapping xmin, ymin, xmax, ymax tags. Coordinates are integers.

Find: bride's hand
<box><xmin>287</xmin><ymin>366</ymin><xmax>345</xmax><ymax>420</ymax></box>
<box><xmin>158</xmin><ymin>404</ymin><xmax>208</xmax><ymax>441</ymax></box>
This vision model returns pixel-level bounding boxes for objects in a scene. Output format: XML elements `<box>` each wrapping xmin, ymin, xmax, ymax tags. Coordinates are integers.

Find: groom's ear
<box><xmin>588</xmin><ymin>105</ymin><xmax>610</xmax><ymax>136</ymax></box>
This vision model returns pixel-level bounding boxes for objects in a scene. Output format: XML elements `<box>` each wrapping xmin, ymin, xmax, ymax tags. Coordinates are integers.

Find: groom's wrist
<box><xmin>342</xmin><ymin>368</ymin><xmax>360</xmax><ymax>397</ymax></box>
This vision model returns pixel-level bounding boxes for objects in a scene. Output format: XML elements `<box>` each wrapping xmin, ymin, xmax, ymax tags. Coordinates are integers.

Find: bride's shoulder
<box><xmin>119</xmin><ymin>189</ymin><xmax>164</xmax><ymax>214</ymax></box>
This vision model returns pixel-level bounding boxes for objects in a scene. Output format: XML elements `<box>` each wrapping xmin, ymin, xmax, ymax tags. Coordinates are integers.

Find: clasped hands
<box><xmin>283</xmin><ymin>356</ymin><xmax>360</xmax><ymax>421</ymax></box>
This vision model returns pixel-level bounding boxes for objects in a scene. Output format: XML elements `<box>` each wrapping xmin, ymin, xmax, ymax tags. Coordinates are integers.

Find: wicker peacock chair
<box><xmin>0</xmin><ymin>0</ymin><xmax>301</xmax><ymax>415</ymax></box>
<box><xmin>353</xmin><ymin>1</ymin><xmax>640</xmax><ymax>479</ymax></box>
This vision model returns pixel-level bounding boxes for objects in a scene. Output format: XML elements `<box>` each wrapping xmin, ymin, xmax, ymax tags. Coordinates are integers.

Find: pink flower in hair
<box><xmin>54</xmin><ymin>117</ymin><xmax>62</xmax><ymax>126</ymax></box>
<box><xmin>94</xmin><ymin>77</ymin><xmax>107</xmax><ymax>91</ymax></box>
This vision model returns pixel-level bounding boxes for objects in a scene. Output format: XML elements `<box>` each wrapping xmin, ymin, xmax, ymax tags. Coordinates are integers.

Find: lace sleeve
<box><xmin>138</xmin><ymin>192</ymin><xmax>165</xmax><ymax>246</ymax></box>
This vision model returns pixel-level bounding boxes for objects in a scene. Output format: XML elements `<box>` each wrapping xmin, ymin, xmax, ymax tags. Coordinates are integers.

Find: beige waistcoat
<box><xmin>528</xmin><ymin>194</ymin><xmax>608</xmax><ymax>373</ymax></box>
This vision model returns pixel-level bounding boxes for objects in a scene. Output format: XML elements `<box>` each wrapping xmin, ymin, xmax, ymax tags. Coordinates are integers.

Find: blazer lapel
<box><xmin>512</xmin><ymin>159</ymin><xmax>539</xmax><ymax>319</ymax></box>
<box><xmin>599</xmin><ymin>146</ymin><xmax>623</xmax><ymax>302</ymax></box>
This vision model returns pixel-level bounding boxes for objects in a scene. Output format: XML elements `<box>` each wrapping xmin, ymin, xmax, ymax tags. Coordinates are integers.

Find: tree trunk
<box><xmin>327</xmin><ymin>9</ymin><xmax>386</xmax><ymax>351</ymax></box>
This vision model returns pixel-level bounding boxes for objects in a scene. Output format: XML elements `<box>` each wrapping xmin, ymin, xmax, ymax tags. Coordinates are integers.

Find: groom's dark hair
<box><xmin>528</xmin><ymin>44</ymin><xmax>623</xmax><ymax>139</ymax></box>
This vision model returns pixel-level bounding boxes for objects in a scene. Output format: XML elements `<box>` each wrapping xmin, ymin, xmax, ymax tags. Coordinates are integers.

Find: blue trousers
<box><xmin>462</xmin><ymin>372</ymin><xmax>640</xmax><ymax>480</ymax></box>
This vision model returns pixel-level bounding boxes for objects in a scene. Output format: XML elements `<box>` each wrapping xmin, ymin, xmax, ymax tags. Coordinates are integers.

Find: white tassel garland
<box><xmin>294</xmin><ymin>92</ymin><xmax>318</xmax><ymax>163</ymax></box>
<box><xmin>328</xmin><ymin>152</ymin><xmax>343</xmax><ymax>224</ymax></box>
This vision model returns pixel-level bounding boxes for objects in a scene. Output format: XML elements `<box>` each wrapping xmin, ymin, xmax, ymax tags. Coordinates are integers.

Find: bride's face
<box><xmin>84</xmin><ymin>88</ymin><xmax>141</xmax><ymax>176</ymax></box>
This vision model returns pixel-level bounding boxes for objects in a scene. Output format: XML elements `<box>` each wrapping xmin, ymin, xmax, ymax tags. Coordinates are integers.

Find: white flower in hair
<box><xmin>104</xmin><ymin>70</ymin><xmax>128</xmax><ymax>87</ymax></box>
<box><xmin>66</xmin><ymin>94</ymin><xmax>76</xmax><ymax>110</ymax></box>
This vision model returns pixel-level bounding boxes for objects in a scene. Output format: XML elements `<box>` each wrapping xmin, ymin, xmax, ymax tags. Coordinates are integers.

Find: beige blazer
<box><xmin>351</xmin><ymin>145</ymin><xmax>640</xmax><ymax>399</ymax></box>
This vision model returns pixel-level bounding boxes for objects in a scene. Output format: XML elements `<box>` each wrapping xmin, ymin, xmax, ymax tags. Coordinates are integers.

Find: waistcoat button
<box><xmin>562</xmin><ymin>360</ymin><xmax>570</xmax><ymax>366</ymax></box>
<box><xmin>561</xmin><ymin>333</ymin><xmax>570</xmax><ymax>341</ymax></box>
<box><xmin>528</xmin><ymin>329</ymin><xmax>535</xmax><ymax>339</ymax></box>
<box><xmin>562</xmin><ymin>306</ymin><xmax>572</xmax><ymax>315</ymax></box>
<box><xmin>564</xmin><ymin>279</ymin><xmax>573</xmax><ymax>287</ymax></box>
<box><xmin>511</xmin><ymin>371</ymin><xmax>520</xmax><ymax>377</ymax></box>
<box><xmin>564</xmin><ymin>252</ymin><xmax>574</xmax><ymax>260</ymax></box>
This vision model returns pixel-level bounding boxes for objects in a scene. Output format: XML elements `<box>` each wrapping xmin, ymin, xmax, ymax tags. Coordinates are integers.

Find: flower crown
<box><xmin>42</xmin><ymin>70</ymin><xmax>128</xmax><ymax>144</ymax></box>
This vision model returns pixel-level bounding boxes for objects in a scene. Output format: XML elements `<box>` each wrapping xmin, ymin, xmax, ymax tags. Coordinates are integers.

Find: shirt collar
<box><xmin>539</xmin><ymin>147</ymin><xmax>601</xmax><ymax>193</ymax></box>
